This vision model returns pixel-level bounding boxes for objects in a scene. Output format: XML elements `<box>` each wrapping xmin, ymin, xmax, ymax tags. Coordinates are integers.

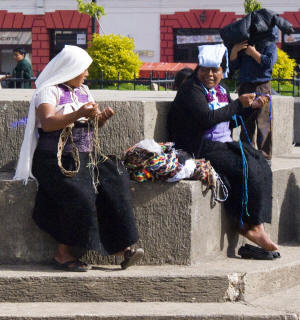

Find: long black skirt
<box><xmin>199</xmin><ymin>140</ymin><xmax>272</xmax><ymax>226</ymax></box>
<box><xmin>32</xmin><ymin>150</ymin><xmax>139</xmax><ymax>255</ymax></box>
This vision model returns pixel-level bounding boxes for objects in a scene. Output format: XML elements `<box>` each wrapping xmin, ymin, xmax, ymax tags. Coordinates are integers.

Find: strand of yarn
<box><xmin>232</xmin><ymin>114</ymin><xmax>250</xmax><ymax>229</ymax></box>
<box><xmin>57</xmin><ymin>123</ymin><xmax>80</xmax><ymax>177</ymax></box>
<box><xmin>87</xmin><ymin>114</ymin><xmax>108</xmax><ymax>193</ymax></box>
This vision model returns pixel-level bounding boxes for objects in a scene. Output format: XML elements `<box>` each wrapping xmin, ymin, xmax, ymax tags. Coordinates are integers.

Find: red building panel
<box><xmin>2</xmin><ymin>13</ymin><xmax>15</xmax><ymax>29</ymax></box>
<box><xmin>59</xmin><ymin>10</ymin><xmax>74</xmax><ymax>28</ymax></box>
<box><xmin>41</xmin><ymin>57</ymin><xmax>49</xmax><ymax>63</ymax></box>
<box><xmin>41</xmin><ymin>41</ymin><xmax>50</xmax><ymax>49</ymax></box>
<box><xmin>220</xmin><ymin>13</ymin><xmax>237</xmax><ymax>27</ymax></box>
<box><xmin>44</xmin><ymin>12</ymin><xmax>55</xmax><ymax>28</ymax></box>
<box><xmin>161</xmin><ymin>41</ymin><xmax>168</xmax><ymax>48</ymax></box>
<box><xmin>32</xmin><ymin>42</ymin><xmax>41</xmax><ymax>49</ymax></box>
<box><xmin>210</xmin><ymin>11</ymin><xmax>226</xmax><ymax>28</ymax></box>
<box><xmin>31</xmin><ymin>57</ymin><xmax>40</xmax><ymax>64</ymax></box>
<box><xmin>183</xmin><ymin>12</ymin><xmax>200</xmax><ymax>28</ymax></box>
<box><xmin>39</xmin><ymin>27</ymin><xmax>48</xmax><ymax>34</ymax></box>
<box><xmin>33</xmin><ymin>18</ymin><xmax>45</xmax><ymax>27</ymax></box>
<box><xmin>165</xmin><ymin>33</ymin><xmax>173</xmax><ymax>41</ymax></box>
<box><xmin>32</xmin><ymin>26</ymin><xmax>41</xmax><ymax>33</ymax></box>
<box><xmin>0</xmin><ymin>11</ymin><xmax>7</xmax><ymax>28</ymax></box>
<box><xmin>38</xmin><ymin>34</ymin><xmax>49</xmax><ymax>41</ymax></box>
<box><xmin>160</xmin><ymin>9</ymin><xmax>242</xmax><ymax>64</ymax></box>
<box><xmin>38</xmin><ymin>49</ymin><xmax>49</xmax><ymax>57</ymax></box>
<box><xmin>282</xmin><ymin>12</ymin><xmax>300</xmax><ymax>28</ymax></box>
<box><xmin>70</xmin><ymin>11</ymin><xmax>81</xmax><ymax>28</ymax></box>
<box><xmin>13</xmin><ymin>13</ymin><xmax>24</xmax><ymax>28</ymax></box>
<box><xmin>79</xmin><ymin>13</ymin><xmax>90</xmax><ymax>28</ymax></box>
<box><xmin>52</xmin><ymin>11</ymin><xmax>64</xmax><ymax>29</ymax></box>
<box><xmin>175</xmin><ymin>13</ymin><xmax>191</xmax><ymax>28</ymax></box>
<box><xmin>198</xmin><ymin>10</ymin><xmax>218</xmax><ymax>28</ymax></box>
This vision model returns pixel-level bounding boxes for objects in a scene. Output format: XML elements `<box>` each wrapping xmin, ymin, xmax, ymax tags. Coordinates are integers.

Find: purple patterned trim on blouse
<box><xmin>75</xmin><ymin>88</ymin><xmax>89</xmax><ymax>103</ymax></box>
<box><xmin>215</xmin><ymin>85</ymin><xmax>229</xmax><ymax>103</ymax></box>
<box><xmin>58</xmin><ymin>85</ymin><xmax>73</xmax><ymax>105</ymax></box>
<box><xmin>205</xmin><ymin>92</ymin><xmax>214</xmax><ymax>102</ymax></box>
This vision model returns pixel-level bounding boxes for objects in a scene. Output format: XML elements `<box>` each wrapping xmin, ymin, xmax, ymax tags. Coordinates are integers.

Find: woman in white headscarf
<box><xmin>168</xmin><ymin>44</ymin><xmax>277</xmax><ymax>253</ymax></box>
<box><xmin>14</xmin><ymin>45</ymin><xmax>143</xmax><ymax>271</ymax></box>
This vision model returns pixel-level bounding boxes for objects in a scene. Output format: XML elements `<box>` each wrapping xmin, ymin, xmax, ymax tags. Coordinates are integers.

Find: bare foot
<box><xmin>244</xmin><ymin>224</ymin><xmax>278</xmax><ymax>251</ymax></box>
<box><xmin>55</xmin><ymin>243</ymin><xmax>76</xmax><ymax>264</ymax></box>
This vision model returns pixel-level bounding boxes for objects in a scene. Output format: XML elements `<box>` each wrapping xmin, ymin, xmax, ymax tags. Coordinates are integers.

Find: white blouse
<box><xmin>34</xmin><ymin>84</ymin><xmax>94</xmax><ymax>128</ymax></box>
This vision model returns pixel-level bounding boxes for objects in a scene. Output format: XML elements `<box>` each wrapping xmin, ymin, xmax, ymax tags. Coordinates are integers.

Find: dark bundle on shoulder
<box><xmin>220</xmin><ymin>8</ymin><xmax>294</xmax><ymax>51</ymax></box>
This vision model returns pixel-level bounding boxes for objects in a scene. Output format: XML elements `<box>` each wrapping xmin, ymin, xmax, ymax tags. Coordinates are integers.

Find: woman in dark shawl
<box><xmin>168</xmin><ymin>44</ymin><xmax>277</xmax><ymax>251</ymax></box>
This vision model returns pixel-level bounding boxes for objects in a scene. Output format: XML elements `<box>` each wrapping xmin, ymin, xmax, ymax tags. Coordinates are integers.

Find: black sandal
<box><xmin>238</xmin><ymin>244</ymin><xmax>280</xmax><ymax>260</ymax></box>
<box><xmin>52</xmin><ymin>259</ymin><xmax>89</xmax><ymax>272</ymax></box>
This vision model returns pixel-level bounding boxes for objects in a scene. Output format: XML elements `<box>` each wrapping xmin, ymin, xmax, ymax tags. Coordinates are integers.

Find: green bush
<box><xmin>87</xmin><ymin>34</ymin><xmax>143</xmax><ymax>81</ymax></box>
<box><xmin>244</xmin><ymin>0</ymin><xmax>262</xmax><ymax>14</ymax></box>
<box><xmin>272</xmin><ymin>48</ymin><xmax>297</xmax><ymax>83</ymax></box>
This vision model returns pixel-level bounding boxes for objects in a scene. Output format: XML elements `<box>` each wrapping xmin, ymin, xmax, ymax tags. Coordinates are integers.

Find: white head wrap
<box><xmin>13</xmin><ymin>45</ymin><xmax>93</xmax><ymax>183</ymax></box>
<box><xmin>198</xmin><ymin>44</ymin><xmax>229</xmax><ymax>78</ymax></box>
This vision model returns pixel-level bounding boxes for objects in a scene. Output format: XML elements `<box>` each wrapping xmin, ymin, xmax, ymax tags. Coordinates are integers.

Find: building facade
<box><xmin>0</xmin><ymin>0</ymin><xmax>92</xmax><ymax>76</ymax></box>
<box><xmin>0</xmin><ymin>0</ymin><xmax>299</xmax><ymax>76</ymax></box>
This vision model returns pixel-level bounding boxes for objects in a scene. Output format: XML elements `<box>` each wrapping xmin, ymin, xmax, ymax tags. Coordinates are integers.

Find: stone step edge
<box><xmin>0</xmin><ymin>302</ymin><xmax>297</xmax><ymax>319</ymax></box>
<box><xmin>1</xmin><ymin>250</ymin><xmax>300</xmax><ymax>303</ymax></box>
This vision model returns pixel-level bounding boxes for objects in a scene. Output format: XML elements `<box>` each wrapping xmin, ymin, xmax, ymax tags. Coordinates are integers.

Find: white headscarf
<box><xmin>13</xmin><ymin>45</ymin><xmax>93</xmax><ymax>183</ymax></box>
<box><xmin>198</xmin><ymin>43</ymin><xmax>229</xmax><ymax>78</ymax></box>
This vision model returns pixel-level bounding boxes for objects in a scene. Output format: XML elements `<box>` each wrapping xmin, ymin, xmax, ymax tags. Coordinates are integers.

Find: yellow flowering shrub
<box><xmin>272</xmin><ymin>48</ymin><xmax>297</xmax><ymax>82</ymax></box>
<box><xmin>87</xmin><ymin>34</ymin><xmax>143</xmax><ymax>80</ymax></box>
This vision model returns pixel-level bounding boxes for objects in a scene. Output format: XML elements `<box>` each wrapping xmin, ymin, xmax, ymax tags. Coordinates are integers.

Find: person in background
<box><xmin>12</xmin><ymin>48</ymin><xmax>34</xmax><ymax>88</ymax></box>
<box><xmin>229</xmin><ymin>38</ymin><xmax>277</xmax><ymax>161</ymax></box>
<box><xmin>173</xmin><ymin>67</ymin><xmax>194</xmax><ymax>90</ymax></box>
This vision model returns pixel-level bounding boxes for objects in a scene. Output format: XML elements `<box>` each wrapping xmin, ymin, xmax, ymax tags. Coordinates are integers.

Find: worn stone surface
<box><xmin>0</xmin><ymin>302</ymin><xmax>297</xmax><ymax>319</ymax></box>
<box><xmin>1</xmin><ymin>151</ymin><xmax>300</xmax><ymax>265</ymax></box>
<box><xmin>0</xmin><ymin>246</ymin><xmax>300</xmax><ymax>303</ymax></box>
<box><xmin>0</xmin><ymin>93</ymin><xmax>294</xmax><ymax>170</ymax></box>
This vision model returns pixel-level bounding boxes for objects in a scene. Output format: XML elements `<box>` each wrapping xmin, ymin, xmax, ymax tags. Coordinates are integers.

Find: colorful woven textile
<box><xmin>123</xmin><ymin>140</ymin><xmax>228</xmax><ymax>205</ymax></box>
<box><xmin>123</xmin><ymin>142</ymin><xmax>180</xmax><ymax>182</ymax></box>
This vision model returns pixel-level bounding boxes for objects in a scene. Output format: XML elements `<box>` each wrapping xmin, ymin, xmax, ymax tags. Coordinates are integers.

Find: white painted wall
<box><xmin>0</xmin><ymin>0</ymin><xmax>299</xmax><ymax>62</ymax></box>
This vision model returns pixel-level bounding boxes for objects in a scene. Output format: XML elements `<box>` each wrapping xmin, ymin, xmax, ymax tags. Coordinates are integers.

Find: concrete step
<box><xmin>0</xmin><ymin>302</ymin><xmax>297</xmax><ymax>319</ymax></box>
<box><xmin>1</xmin><ymin>151</ymin><xmax>300</xmax><ymax>265</ymax></box>
<box><xmin>252</xmin><ymin>284</ymin><xmax>300</xmax><ymax>315</ymax></box>
<box><xmin>0</xmin><ymin>247</ymin><xmax>300</xmax><ymax>303</ymax></box>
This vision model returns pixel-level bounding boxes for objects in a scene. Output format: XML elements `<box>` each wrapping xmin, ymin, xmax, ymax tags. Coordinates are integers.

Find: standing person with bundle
<box><xmin>221</xmin><ymin>8</ymin><xmax>294</xmax><ymax>161</ymax></box>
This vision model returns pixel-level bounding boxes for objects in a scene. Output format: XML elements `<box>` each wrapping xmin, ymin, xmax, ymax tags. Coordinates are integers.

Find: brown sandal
<box><xmin>120</xmin><ymin>248</ymin><xmax>144</xmax><ymax>269</ymax></box>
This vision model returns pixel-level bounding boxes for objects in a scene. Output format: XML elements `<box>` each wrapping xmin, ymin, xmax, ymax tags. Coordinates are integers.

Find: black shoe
<box><xmin>238</xmin><ymin>244</ymin><xmax>274</xmax><ymax>260</ymax></box>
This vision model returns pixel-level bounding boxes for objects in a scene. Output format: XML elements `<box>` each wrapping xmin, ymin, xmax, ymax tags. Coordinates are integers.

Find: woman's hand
<box><xmin>98</xmin><ymin>107</ymin><xmax>115</xmax><ymax>126</ymax></box>
<box><xmin>250</xmin><ymin>95</ymin><xmax>270</xmax><ymax>109</ymax></box>
<box><xmin>245</xmin><ymin>45</ymin><xmax>261</xmax><ymax>64</ymax></box>
<box><xmin>239</xmin><ymin>93</ymin><xmax>256</xmax><ymax>108</ymax></box>
<box><xmin>230</xmin><ymin>41</ymin><xmax>248</xmax><ymax>61</ymax></box>
<box><xmin>77</xmin><ymin>102</ymin><xmax>99</xmax><ymax>119</ymax></box>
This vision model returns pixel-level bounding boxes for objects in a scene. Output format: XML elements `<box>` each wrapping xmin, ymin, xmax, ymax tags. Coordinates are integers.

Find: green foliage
<box><xmin>272</xmin><ymin>48</ymin><xmax>297</xmax><ymax>83</ymax></box>
<box><xmin>77</xmin><ymin>0</ymin><xmax>105</xmax><ymax>20</ymax></box>
<box><xmin>87</xmin><ymin>34</ymin><xmax>143</xmax><ymax>81</ymax></box>
<box><xmin>244</xmin><ymin>0</ymin><xmax>262</xmax><ymax>14</ymax></box>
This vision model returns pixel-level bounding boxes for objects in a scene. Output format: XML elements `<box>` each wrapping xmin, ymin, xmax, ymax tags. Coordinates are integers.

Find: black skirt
<box><xmin>199</xmin><ymin>140</ymin><xmax>272</xmax><ymax>226</ymax></box>
<box><xmin>32</xmin><ymin>150</ymin><xmax>139</xmax><ymax>255</ymax></box>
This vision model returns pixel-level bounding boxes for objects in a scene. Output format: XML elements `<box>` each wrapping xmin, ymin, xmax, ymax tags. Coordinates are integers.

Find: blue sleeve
<box><xmin>260</xmin><ymin>43</ymin><xmax>277</xmax><ymax>69</ymax></box>
<box><xmin>229</xmin><ymin>57</ymin><xmax>240</xmax><ymax>72</ymax></box>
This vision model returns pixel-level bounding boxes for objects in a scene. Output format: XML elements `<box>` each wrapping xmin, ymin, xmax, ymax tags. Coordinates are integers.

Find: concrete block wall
<box><xmin>0</xmin><ymin>91</ymin><xmax>295</xmax><ymax>171</ymax></box>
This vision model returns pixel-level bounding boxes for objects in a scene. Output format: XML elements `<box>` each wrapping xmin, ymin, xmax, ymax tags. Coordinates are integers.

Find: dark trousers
<box><xmin>238</xmin><ymin>81</ymin><xmax>272</xmax><ymax>160</ymax></box>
